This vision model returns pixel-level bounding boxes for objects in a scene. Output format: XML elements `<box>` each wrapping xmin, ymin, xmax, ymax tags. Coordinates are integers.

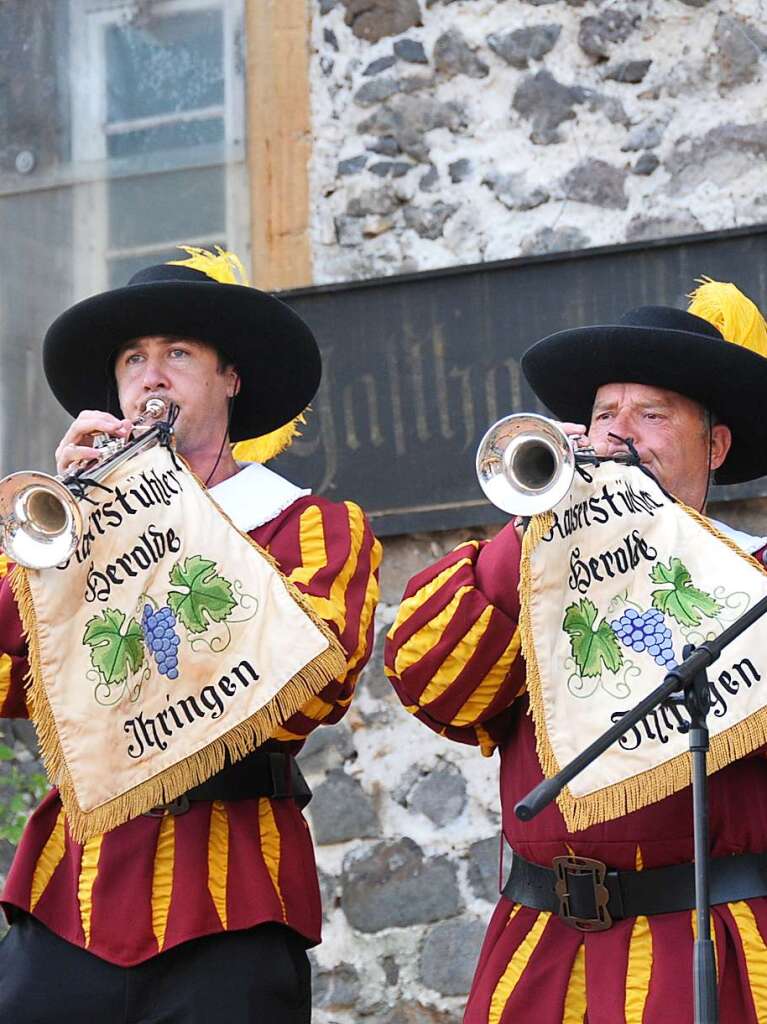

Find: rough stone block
<box><xmin>434</xmin><ymin>28</ymin><xmax>489</xmax><ymax>80</ymax></box>
<box><xmin>404</xmin><ymin>202</ymin><xmax>457</xmax><ymax>239</ymax></box>
<box><xmin>364</xmin><ymin>55</ymin><xmax>397</xmax><ymax>76</ymax></box>
<box><xmin>487</xmin><ymin>24</ymin><xmax>561</xmax><ymax>69</ymax></box>
<box><xmin>338</xmin><ymin>154</ymin><xmax>368</xmax><ymax>176</ymax></box>
<box><xmin>714</xmin><ymin>14</ymin><xmax>767</xmax><ymax>89</ymax></box>
<box><xmin>343</xmin><ymin>0</ymin><xmax>422</xmax><ymax>43</ymax></box>
<box><xmin>625</xmin><ymin>212</ymin><xmax>702</xmax><ymax>242</ymax></box>
<box><xmin>407</xmin><ymin>763</ymin><xmax>467</xmax><ymax>825</ymax></box>
<box><xmin>355</xmin><ymin>77</ymin><xmax>401</xmax><ymax>107</ymax></box>
<box><xmin>578</xmin><ymin>10</ymin><xmax>638</xmax><ymax>60</ymax></box>
<box><xmin>347</xmin><ymin>185</ymin><xmax>400</xmax><ymax>216</ymax></box>
<box><xmin>419</xmin><ymin>165</ymin><xmax>439</xmax><ymax>192</ymax></box>
<box><xmin>358</xmin><ymin>94</ymin><xmax>466</xmax><ymax>162</ymax></box>
<box><xmin>665</xmin><ymin>121</ymin><xmax>767</xmax><ymax>190</ymax></box>
<box><xmin>312</xmin><ymin>958</ymin><xmax>361</xmax><ymax>1008</ymax></box>
<box><xmin>449</xmin><ymin>158</ymin><xmax>471</xmax><ymax>183</ymax></box>
<box><xmin>621</xmin><ymin>118</ymin><xmax>666</xmax><ymax>151</ymax></box>
<box><xmin>632</xmin><ymin>151</ymin><xmax>659</xmax><ymax>175</ymax></box>
<box><xmin>562</xmin><ymin>157</ymin><xmax>628</xmax><ymax>209</ymax></box>
<box><xmin>318</xmin><ymin>866</ymin><xmax>339</xmax><ymax>915</ymax></box>
<box><xmin>341</xmin><ymin>837</ymin><xmax>462</xmax><ymax>931</ymax></box>
<box><xmin>484</xmin><ymin>169</ymin><xmax>549</xmax><ymax>211</ymax></box>
<box><xmin>519</xmin><ymin>225</ymin><xmax>589</xmax><ymax>256</ymax></box>
<box><xmin>419</xmin><ymin>916</ymin><xmax>486</xmax><ymax>995</ymax></box>
<box><xmin>373</xmin><ymin>1007</ymin><xmax>461</xmax><ymax>1024</ymax></box>
<box><xmin>467</xmin><ymin>836</ymin><xmax>500</xmax><ymax>902</ymax></box>
<box><xmin>367</xmin><ymin>135</ymin><xmax>402</xmax><ymax>156</ymax></box>
<box><xmin>297</xmin><ymin>722</ymin><xmax>355</xmax><ymax>774</ymax></box>
<box><xmin>319</xmin><ymin>0</ymin><xmax>338</xmax><ymax>13</ymax></box>
<box><xmin>309</xmin><ymin>769</ymin><xmax>380</xmax><ymax>845</ymax></box>
<box><xmin>394</xmin><ymin>38</ymin><xmax>428</xmax><ymax>63</ymax></box>
<box><xmin>370</xmin><ymin>160</ymin><xmax>412</xmax><ymax>178</ymax></box>
<box><xmin>605</xmin><ymin>59</ymin><xmax>652</xmax><ymax>84</ymax></box>
<box><xmin>512</xmin><ymin>69</ymin><xmax>584</xmax><ymax>143</ymax></box>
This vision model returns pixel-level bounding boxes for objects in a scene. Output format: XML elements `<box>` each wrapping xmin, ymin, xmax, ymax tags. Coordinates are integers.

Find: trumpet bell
<box><xmin>0</xmin><ymin>471</ymin><xmax>83</xmax><ymax>570</ymax></box>
<box><xmin>476</xmin><ymin>414</ymin><xmax>576</xmax><ymax>516</ymax></box>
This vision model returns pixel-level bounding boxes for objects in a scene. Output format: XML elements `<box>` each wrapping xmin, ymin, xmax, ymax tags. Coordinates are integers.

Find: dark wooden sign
<box><xmin>273</xmin><ymin>224</ymin><xmax>767</xmax><ymax>536</ymax></box>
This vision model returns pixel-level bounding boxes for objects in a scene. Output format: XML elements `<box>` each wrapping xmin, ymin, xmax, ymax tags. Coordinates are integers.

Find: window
<box><xmin>70</xmin><ymin>0</ymin><xmax>248</xmax><ymax>292</ymax></box>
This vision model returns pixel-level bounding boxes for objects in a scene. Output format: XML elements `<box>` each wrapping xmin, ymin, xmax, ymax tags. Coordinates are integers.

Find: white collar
<box><xmin>708</xmin><ymin>516</ymin><xmax>767</xmax><ymax>555</ymax></box>
<box><xmin>209</xmin><ymin>463</ymin><xmax>310</xmax><ymax>531</ymax></box>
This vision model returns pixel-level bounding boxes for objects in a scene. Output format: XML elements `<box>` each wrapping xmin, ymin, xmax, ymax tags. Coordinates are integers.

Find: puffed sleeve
<box><xmin>384</xmin><ymin>522</ymin><xmax>526</xmax><ymax>755</ymax></box>
<box><xmin>266</xmin><ymin>497</ymin><xmax>381</xmax><ymax>742</ymax></box>
<box><xmin>0</xmin><ymin>557</ymin><xmax>31</xmax><ymax>718</ymax></box>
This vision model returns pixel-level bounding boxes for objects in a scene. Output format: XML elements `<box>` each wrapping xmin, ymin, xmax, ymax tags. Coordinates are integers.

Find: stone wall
<box><xmin>310</xmin><ymin>0</ymin><xmax>767</xmax><ymax>284</ymax></box>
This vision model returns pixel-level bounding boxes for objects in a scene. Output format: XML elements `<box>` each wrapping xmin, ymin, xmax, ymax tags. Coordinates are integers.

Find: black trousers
<box><xmin>0</xmin><ymin>913</ymin><xmax>311</xmax><ymax>1024</ymax></box>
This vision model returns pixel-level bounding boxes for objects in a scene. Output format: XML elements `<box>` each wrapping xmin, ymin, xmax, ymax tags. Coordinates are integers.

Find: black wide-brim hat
<box><xmin>43</xmin><ymin>262</ymin><xmax>321</xmax><ymax>443</ymax></box>
<box><xmin>521</xmin><ymin>305</ymin><xmax>767</xmax><ymax>485</ymax></box>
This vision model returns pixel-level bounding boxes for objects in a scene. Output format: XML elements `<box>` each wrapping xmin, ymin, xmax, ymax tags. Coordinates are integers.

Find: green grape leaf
<box><xmin>650</xmin><ymin>558</ymin><xmax>721</xmax><ymax>627</ymax></box>
<box><xmin>168</xmin><ymin>556</ymin><xmax>236</xmax><ymax>634</ymax></box>
<box><xmin>83</xmin><ymin>609</ymin><xmax>144</xmax><ymax>685</ymax></box>
<box><xmin>562</xmin><ymin>599</ymin><xmax>623</xmax><ymax>678</ymax></box>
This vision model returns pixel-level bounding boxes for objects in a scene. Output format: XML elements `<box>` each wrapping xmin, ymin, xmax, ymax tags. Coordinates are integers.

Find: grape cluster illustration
<box><xmin>141</xmin><ymin>604</ymin><xmax>181</xmax><ymax>680</ymax></box>
<box><xmin>610</xmin><ymin>607</ymin><xmax>677</xmax><ymax>669</ymax></box>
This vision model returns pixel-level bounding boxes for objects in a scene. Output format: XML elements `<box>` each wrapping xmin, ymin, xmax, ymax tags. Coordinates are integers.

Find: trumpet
<box><xmin>0</xmin><ymin>398</ymin><xmax>170</xmax><ymax>570</ymax></box>
<box><xmin>476</xmin><ymin>414</ymin><xmax>596</xmax><ymax>516</ymax></box>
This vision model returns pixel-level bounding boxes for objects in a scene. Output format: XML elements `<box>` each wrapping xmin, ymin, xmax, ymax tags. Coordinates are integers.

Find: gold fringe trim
<box><xmin>520</xmin><ymin>501</ymin><xmax>767</xmax><ymax>832</ymax></box>
<box><xmin>12</xmin><ymin>450</ymin><xmax>347</xmax><ymax>844</ymax></box>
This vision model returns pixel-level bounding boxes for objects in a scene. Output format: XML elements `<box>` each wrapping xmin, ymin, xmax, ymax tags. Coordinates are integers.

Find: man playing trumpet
<box><xmin>386</xmin><ymin>281</ymin><xmax>767</xmax><ymax>1022</ymax></box>
<box><xmin>0</xmin><ymin>248</ymin><xmax>381</xmax><ymax>1023</ymax></box>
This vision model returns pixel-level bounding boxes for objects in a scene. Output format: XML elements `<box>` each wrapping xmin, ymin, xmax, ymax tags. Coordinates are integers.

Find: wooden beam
<box><xmin>244</xmin><ymin>0</ymin><xmax>313</xmax><ymax>290</ymax></box>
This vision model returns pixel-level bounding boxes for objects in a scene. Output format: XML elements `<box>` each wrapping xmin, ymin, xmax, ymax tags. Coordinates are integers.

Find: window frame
<box><xmin>68</xmin><ymin>0</ymin><xmax>249</xmax><ymax>297</ymax></box>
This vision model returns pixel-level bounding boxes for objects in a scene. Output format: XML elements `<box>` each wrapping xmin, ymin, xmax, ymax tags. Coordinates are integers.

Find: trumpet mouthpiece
<box><xmin>142</xmin><ymin>398</ymin><xmax>167</xmax><ymax>420</ymax></box>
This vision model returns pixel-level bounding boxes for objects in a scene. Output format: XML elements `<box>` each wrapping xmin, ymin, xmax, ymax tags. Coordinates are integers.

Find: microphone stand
<box><xmin>515</xmin><ymin>593</ymin><xmax>767</xmax><ymax>1024</ymax></box>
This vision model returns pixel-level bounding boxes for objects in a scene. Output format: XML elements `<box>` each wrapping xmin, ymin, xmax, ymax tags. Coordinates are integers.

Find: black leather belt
<box><xmin>503</xmin><ymin>849</ymin><xmax>767</xmax><ymax>932</ymax></box>
<box><xmin>144</xmin><ymin>751</ymin><xmax>312</xmax><ymax>817</ymax></box>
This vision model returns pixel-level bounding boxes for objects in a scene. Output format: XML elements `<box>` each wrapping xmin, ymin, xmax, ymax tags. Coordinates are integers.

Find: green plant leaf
<box><xmin>650</xmin><ymin>558</ymin><xmax>721</xmax><ymax>627</ymax></box>
<box><xmin>83</xmin><ymin>609</ymin><xmax>144</xmax><ymax>685</ymax></box>
<box><xmin>167</xmin><ymin>556</ymin><xmax>236</xmax><ymax>634</ymax></box>
<box><xmin>562</xmin><ymin>599</ymin><xmax>623</xmax><ymax>678</ymax></box>
<box><xmin>0</xmin><ymin>744</ymin><xmax>14</xmax><ymax>761</ymax></box>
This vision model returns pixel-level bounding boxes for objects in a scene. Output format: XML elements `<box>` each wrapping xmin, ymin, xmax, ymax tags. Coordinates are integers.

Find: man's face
<box><xmin>114</xmin><ymin>336</ymin><xmax>238</xmax><ymax>455</ymax></box>
<box><xmin>588</xmin><ymin>382</ymin><xmax>731</xmax><ymax>510</ymax></box>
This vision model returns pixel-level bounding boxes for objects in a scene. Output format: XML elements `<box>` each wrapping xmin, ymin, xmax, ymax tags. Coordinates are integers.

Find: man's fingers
<box><xmin>56</xmin><ymin>444</ymin><xmax>102</xmax><ymax>475</ymax></box>
<box><xmin>560</xmin><ymin>422</ymin><xmax>588</xmax><ymax>438</ymax></box>
<box><xmin>55</xmin><ymin>412</ymin><xmax>131</xmax><ymax>462</ymax></box>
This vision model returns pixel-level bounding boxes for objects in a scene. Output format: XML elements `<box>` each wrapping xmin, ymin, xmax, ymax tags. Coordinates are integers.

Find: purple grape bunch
<box><xmin>610</xmin><ymin>607</ymin><xmax>677</xmax><ymax>670</ymax></box>
<box><xmin>141</xmin><ymin>603</ymin><xmax>181</xmax><ymax>680</ymax></box>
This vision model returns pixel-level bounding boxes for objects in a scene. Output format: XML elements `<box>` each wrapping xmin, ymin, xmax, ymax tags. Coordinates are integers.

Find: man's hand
<box><xmin>55</xmin><ymin>411</ymin><xmax>132</xmax><ymax>476</ymax></box>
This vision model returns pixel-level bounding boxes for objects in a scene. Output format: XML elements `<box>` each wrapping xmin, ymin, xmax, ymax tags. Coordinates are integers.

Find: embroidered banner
<box><xmin>12</xmin><ymin>445</ymin><xmax>345</xmax><ymax>841</ymax></box>
<box><xmin>520</xmin><ymin>461</ymin><xmax>767</xmax><ymax>831</ymax></box>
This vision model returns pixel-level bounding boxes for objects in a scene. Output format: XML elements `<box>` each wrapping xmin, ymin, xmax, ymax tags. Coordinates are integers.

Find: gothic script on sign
<box><xmin>12</xmin><ymin>446</ymin><xmax>345</xmax><ymax>841</ymax></box>
<box><xmin>520</xmin><ymin>461</ymin><xmax>767</xmax><ymax>831</ymax></box>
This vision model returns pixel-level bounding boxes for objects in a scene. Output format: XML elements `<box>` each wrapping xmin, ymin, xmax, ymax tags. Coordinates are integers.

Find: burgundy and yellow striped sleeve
<box><xmin>384</xmin><ymin>523</ymin><xmax>525</xmax><ymax>755</ymax></box>
<box><xmin>266</xmin><ymin>497</ymin><xmax>381</xmax><ymax>742</ymax></box>
<box><xmin>0</xmin><ymin>555</ymin><xmax>31</xmax><ymax>718</ymax></box>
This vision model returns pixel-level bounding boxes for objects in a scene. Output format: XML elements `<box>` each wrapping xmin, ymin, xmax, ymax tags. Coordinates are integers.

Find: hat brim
<box><xmin>521</xmin><ymin>324</ymin><xmax>767</xmax><ymax>485</ymax></box>
<box><xmin>43</xmin><ymin>281</ymin><xmax>321</xmax><ymax>442</ymax></box>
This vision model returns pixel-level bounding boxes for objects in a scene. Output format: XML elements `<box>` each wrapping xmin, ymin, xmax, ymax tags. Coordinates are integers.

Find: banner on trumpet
<box><xmin>11</xmin><ymin>445</ymin><xmax>345</xmax><ymax>842</ymax></box>
<box><xmin>520</xmin><ymin>459</ymin><xmax>767</xmax><ymax>831</ymax></box>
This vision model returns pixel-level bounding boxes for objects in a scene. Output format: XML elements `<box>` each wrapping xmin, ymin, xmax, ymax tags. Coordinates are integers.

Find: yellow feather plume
<box><xmin>167</xmin><ymin>245</ymin><xmax>303</xmax><ymax>462</ymax></box>
<box><xmin>167</xmin><ymin>245</ymin><xmax>250</xmax><ymax>286</ymax></box>
<box><xmin>688</xmin><ymin>276</ymin><xmax>767</xmax><ymax>358</ymax></box>
<box><xmin>232</xmin><ymin>414</ymin><xmax>306</xmax><ymax>464</ymax></box>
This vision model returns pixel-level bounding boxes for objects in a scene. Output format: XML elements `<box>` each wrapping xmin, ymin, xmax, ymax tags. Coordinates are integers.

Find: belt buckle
<box><xmin>552</xmin><ymin>855</ymin><xmax>612</xmax><ymax>932</ymax></box>
<box><xmin>143</xmin><ymin>795</ymin><xmax>191</xmax><ymax>818</ymax></box>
